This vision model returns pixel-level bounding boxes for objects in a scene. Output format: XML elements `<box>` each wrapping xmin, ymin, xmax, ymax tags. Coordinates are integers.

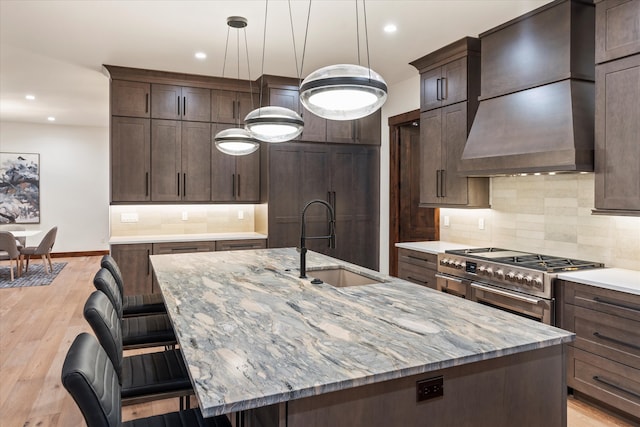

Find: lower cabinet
<box><xmin>396</xmin><ymin>248</ymin><xmax>438</xmax><ymax>290</ymax></box>
<box><xmin>558</xmin><ymin>279</ymin><xmax>640</xmax><ymax>422</ymax></box>
<box><xmin>111</xmin><ymin>239</ymin><xmax>267</xmax><ymax>296</ymax></box>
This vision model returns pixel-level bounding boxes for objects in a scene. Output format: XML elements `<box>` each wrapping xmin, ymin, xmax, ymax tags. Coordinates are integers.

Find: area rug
<box><xmin>0</xmin><ymin>262</ymin><xmax>67</xmax><ymax>288</ymax></box>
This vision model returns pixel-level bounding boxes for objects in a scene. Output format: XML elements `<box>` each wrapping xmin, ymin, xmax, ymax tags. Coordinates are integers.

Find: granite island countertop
<box><xmin>150</xmin><ymin>248</ymin><xmax>574</xmax><ymax>417</ymax></box>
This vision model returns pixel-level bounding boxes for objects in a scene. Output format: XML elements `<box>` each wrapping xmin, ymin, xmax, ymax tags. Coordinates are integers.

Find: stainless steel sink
<box><xmin>307</xmin><ymin>267</ymin><xmax>381</xmax><ymax>287</ymax></box>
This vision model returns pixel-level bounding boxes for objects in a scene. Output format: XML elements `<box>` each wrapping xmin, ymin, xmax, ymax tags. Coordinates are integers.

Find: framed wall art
<box><xmin>0</xmin><ymin>152</ymin><xmax>40</xmax><ymax>224</ymax></box>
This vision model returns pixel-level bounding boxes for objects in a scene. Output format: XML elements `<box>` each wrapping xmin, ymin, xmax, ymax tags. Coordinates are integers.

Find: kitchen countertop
<box><xmin>395</xmin><ymin>240</ymin><xmax>476</xmax><ymax>255</ymax></box>
<box><xmin>109</xmin><ymin>232</ymin><xmax>267</xmax><ymax>245</ymax></box>
<box><xmin>557</xmin><ymin>267</ymin><xmax>640</xmax><ymax>296</ymax></box>
<box><xmin>151</xmin><ymin>247</ymin><xmax>574</xmax><ymax>417</ymax></box>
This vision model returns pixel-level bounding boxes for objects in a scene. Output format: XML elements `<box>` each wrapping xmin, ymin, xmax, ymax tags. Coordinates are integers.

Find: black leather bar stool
<box><xmin>101</xmin><ymin>255</ymin><xmax>166</xmax><ymax>316</ymax></box>
<box><xmin>62</xmin><ymin>333</ymin><xmax>232</xmax><ymax>427</ymax></box>
<box><xmin>84</xmin><ymin>290</ymin><xmax>192</xmax><ymax>407</ymax></box>
<box><xmin>93</xmin><ymin>268</ymin><xmax>176</xmax><ymax>349</ymax></box>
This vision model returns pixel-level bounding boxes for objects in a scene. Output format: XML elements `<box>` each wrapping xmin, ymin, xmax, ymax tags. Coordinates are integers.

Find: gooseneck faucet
<box><xmin>299</xmin><ymin>199</ymin><xmax>336</xmax><ymax>278</ymax></box>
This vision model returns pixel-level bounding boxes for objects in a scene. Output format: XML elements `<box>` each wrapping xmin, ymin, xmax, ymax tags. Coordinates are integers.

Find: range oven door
<box><xmin>436</xmin><ymin>273</ymin><xmax>471</xmax><ymax>299</ymax></box>
<box><xmin>470</xmin><ymin>281</ymin><xmax>554</xmax><ymax>325</ymax></box>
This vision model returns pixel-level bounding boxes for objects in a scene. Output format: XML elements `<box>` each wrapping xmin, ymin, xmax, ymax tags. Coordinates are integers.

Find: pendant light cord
<box><xmin>299</xmin><ymin>0</ymin><xmax>312</xmax><ymax>88</ymax></box>
<box><xmin>363</xmin><ymin>0</ymin><xmax>373</xmax><ymax>80</ymax></box>
<box><xmin>244</xmin><ymin>25</ymin><xmax>254</xmax><ymax>113</ymax></box>
<box><xmin>288</xmin><ymin>0</ymin><xmax>301</xmax><ymax>83</ymax></box>
<box><xmin>222</xmin><ymin>26</ymin><xmax>231</xmax><ymax>77</ymax></box>
<box><xmin>258</xmin><ymin>0</ymin><xmax>269</xmax><ymax>113</ymax></box>
<box><xmin>355</xmin><ymin>0</ymin><xmax>361</xmax><ymax>66</ymax></box>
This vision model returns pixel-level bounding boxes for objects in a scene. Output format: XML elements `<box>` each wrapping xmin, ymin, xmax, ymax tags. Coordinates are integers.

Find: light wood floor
<box><xmin>0</xmin><ymin>256</ymin><xmax>635</xmax><ymax>427</ymax></box>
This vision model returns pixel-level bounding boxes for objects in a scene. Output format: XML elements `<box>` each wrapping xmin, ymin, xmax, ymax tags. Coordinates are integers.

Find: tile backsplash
<box><xmin>110</xmin><ymin>204</ymin><xmax>265</xmax><ymax>236</ymax></box>
<box><xmin>440</xmin><ymin>174</ymin><xmax>640</xmax><ymax>270</ymax></box>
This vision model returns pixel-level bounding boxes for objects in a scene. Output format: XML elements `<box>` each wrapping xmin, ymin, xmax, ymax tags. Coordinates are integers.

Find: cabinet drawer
<box><xmin>215</xmin><ymin>239</ymin><xmax>267</xmax><ymax>251</ymax></box>
<box><xmin>565</xmin><ymin>304</ymin><xmax>640</xmax><ymax>368</ymax></box>
<box><xmin>397</xmin><ymin>248</ymin><xmax>437</xmax><ymax>270</ymax></box>
<box><xmin>561</xmin><ymin>280</ymin><xmax>640</xmax><ymax>321</ymax></box>
<box><xmin>397</xmin><ymin>262</ymin><xmax>437</xmax><ymax>289</ymax></box>
<box><xmin>152</xmin><ymin>241</ymin><xmax>216</xmax><ymax>254</ymax></box>
<box><xmin>568</xmin><ymin>346</ymin><xmax>640</xmax><ymax>419</ymax></box>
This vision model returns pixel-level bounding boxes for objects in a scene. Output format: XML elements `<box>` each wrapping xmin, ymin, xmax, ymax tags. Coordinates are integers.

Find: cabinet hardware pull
<box><xmin>183</xmin><ymin>97</ymin><xmax>186</xmax><ymax>116</ymax></box>
<box><xmin>407</xmin><ymin>276</ymin><xmax>428</xmax><ymax>285</ymax></box>
<box><xmin>171</xmin><ymin>247</ymin><xmax>198</xmax><ymax>252</ymax></box>
<box><xmin>436</xmin><ymin>78</ymin><xmax>441</xmax><ymax>101</ymax></box>
<box><xmin>177</xmin><ymin>96</ymin><xmax>181</xmax><ymax>115</ymax></box>
<box><xmin>183</xmin><ymin>173</ymin><xmax>186</xmax><ymax>196</ymax></box>
<box><xmin>441</xmin><ymin>169</ymin><xmax>446</xmax><ymax>197</ymax></box>
<box><xmin>441</xmin><ymin>77</ymin><xmax>447</xmax><ymax>100</ymax></box>
<box><xmin>232</xmin><ymin>174</ymin><xmax>236</xmax><ymax>198</ymax></box>
<box><xmin>177</xmin><ymin>173</ymin><xmax>180</xmax><ymax>196</ymax></box>
<box><xmin>145</xmin><ymin>172</ymin><xmax>149</xmax><ymax>197</ymax></box>
<box><xmin>146</xmin><ymin>249</ymin><xmax>150</xmax><ymax>275</ymax></box>
<box><xmin>436</xmin><ymin>170</ymin><xmax>441</xmax><ymax>197</ymax></box>
<box><xmin>593</xmin><ymin>332</ymin><xmax>640</xmax><ymax>351</ymax></box>
<box><xmin>407</xmin><ymin>255</ymin><xmax>428</xmax><ymax>262</ymax></box>
<box><xmin>593</xmin><ymin>376</ymin><xmax>640</xmax><ymax>399</ymax></box>
<box><xmin>145</xmin><ymin>93</ymin><xmax>149</xmax><ymax>113</ymax></box>
<box><xmin>593</xmin><ymin>296</ymin><xmax>640</xmax><ymax>312</ymax></box>
<box><xmin>237</xmin><ymin>174</ymin><xmax>241</xmax><ymax>198</ymax></box>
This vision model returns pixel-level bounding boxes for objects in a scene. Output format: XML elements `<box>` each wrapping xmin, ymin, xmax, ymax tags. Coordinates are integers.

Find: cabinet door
<box><xmin>211</xmin><ymin>90</ymin><xmax>238</xmax><ymax>124</ymax></box>
<box><xmin>151</xmin><ymin>84</ymin><xmax>182</xmax><ymax>120</ymax></box>
<box><xmin>211</xmin><ymin>124</ymin><xmax>238</xmax><ymax>202</ymax></box>
<box><xmin>235</xmin><ymin>149</ymin><xmax>261</xmax><ymax>202</ymax></box>
<box><xmin>299</xmin><ymin>145</ymin><xmax>332</xmax><ymax>255</ymax></box>
<box><xmin>151</xmin><ymin>120</ymin><xmax>182</xmax><ymax>201</ymax></box>
<box><xmin>441</xmin><ymin>102</ymin><xmax>469</xmax><ymax>205</ymax></box>
<box><xmin>420</xmin><ymin>67</ymin><xmax>442</xmax><ymax>111</ymax></box>
<box><xmin>236</xmin><ymin>91</ymin><xmax>257</xmax><ymax>122</ymax></box>
<box><xmin>268</xmin><ymin>88</ymin><xmax>299</xmax><ymax>111</ymax></box>
<box><xmin>327</xmin><ymin>120</ymin><xmax>355</xmax><ymax>144</ymax></box>
<box><xmin>355</xmin><ymin>110</ymin><xmax>381</xmax><ymax>145</ymax></box>
<box><xmin>595</xmin><ymin>55</ymin><xmax>640</xmax><ymax>211</ymax></box>
<box><xmin>110</xmin><ymin>244</ymin><xmax>153</xmax><ymax>296</ymax></box>
<box><xmin>419</xmin><ymin>109</ymin><xmax>443</xmax><ymax>205</ymax></box>
<box><xmin>181</xmin><ymin>121</ymin><xmax>211</xmax><ymax>201</ymax></box>
<box><xmin>182</xmin><ymin>87</ymin><xmax>211</xmax><ymax>122</ymax></box>
<box><xmin>596</xmin><ymin>0</ymin><xmax>640</xmax><ymax>64</ymax></box>
<box><xmin>300</xmin><ymin>110</ymin><xmax>327</xmax><ymax>142</ymax></box>
<box><xmin>111</xmin><ymin>80</ymin><xmax>150</xmax><ymax>118</ymax></box>
<box><xmin>441</xmin><ymin>57</ymin><xmax>468</xmax><ymax>107</ymax></box>
<box><xmin>111</xmin><ymin>117</ymin><xmax>150</xmax><ymax>202</ymax></box>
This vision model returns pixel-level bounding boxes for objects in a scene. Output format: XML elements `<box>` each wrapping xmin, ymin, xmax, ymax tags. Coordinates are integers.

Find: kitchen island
<box><xmin>151</xmin><ymin>248</ymin><xmax>575</xmax><ymax>427</ymax></box>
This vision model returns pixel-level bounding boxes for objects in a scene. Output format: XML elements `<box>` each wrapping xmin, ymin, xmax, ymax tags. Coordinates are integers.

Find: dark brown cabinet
<box><xmin>411</xmin><ymin>37</ymin><xmax>489</xmax><ymax>208</ymax></box>
<box><xmin>111</xmin><ymin>80</ymin><xmax>150</xmax><ymax>118</ymax></box>
<box><xmin>211</xmin><ymin>89</ymin><xmax>256</xmax><ymax>125</ymax></box>
<box><xmin>595</xmin><ymin>0</ymin><xmax>640</xmax><ymax>64</ymax></box>
<box><xmin>558</xmin><ymin>279</ymin><xmax>640</xmax><ymax>421</ymax></box>
<box><xmin>396</xmin><ymin>248</ymin><xmax>438</xmax><ymax>290</ymax></box>
<box><xmin>215</xmin><ymin>239</ymin><xmax>267</xmax><ymax>251</ymax></box>
<box><xmin>110</xmin><ymin>244</ymin><xmax>154</xmax><ymax>295</ymax></box>
<box><xmin>420</xmin><ymin>103</ymin><xmax>489</xmax><ymax>207</ymax></box>
<box><xmin>111</xmin><ymin>117</ymin><xmax>150</xmax><ymax>202</ymax></box>
<box><xmin>151</xmin><ymin>84</ymin><xmax>211</xmax><ymax>122</ymax></box>
<box><xmin>211</xmin><ymin>124</ymin><xmax>260</xmax><ymax>203</ymax></box>
<box><xmin>419</xmin><ymin>57</ymin><xmax>469</xmax><ymax>112</ymax></box>
<box><xmin>150</xmin><ymin>120</ymin><xmax>212</xmax><ymax>202</ymax></box>
<box><xmin>326</xmin><ymin>110</ymin><xmax>382</xmax><ymax>145</ymax></box>
<box><xmin>265</xmin><ymin>142</ymin><xmax>379</xmax><ymax>270</ymax></box>
<box><xmin>152</xmin><ymin>241</ymin><xmax>216</xmax><ymax>254</ymax></box>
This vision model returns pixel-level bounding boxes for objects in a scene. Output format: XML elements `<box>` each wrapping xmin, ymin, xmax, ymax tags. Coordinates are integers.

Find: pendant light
<box><xmin>299</xmin><ymin>0</ymin><xmax>387</xmax><ymax>121</ymax></box>
<box><xmin>214</xmin><ymin>16</ymin><xmax>260</xmax><ymax>156</ymax></box>
<box><xmin>244</xmin><ymin>0</ymin><xmax>304</xmax><ymax>143</ymax></box>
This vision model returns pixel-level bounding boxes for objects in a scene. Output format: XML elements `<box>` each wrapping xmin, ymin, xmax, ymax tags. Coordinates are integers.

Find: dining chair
<box><xmin>62</xmin><ymin>333</ymin><xmax>232</xmax><ymax>427</ymax></box>
<box><xmin>0</xmin><ymin>231</ymin><xmax>23</xmax><ymax>281</ymax></box>
<box><xmin>101</xmin><ymin>255</ymin><xmax>166</xmax><ymax>316</ymax></box>
<box><xmin>92</xmin><ymin>268</ymin><xmax>176</xmax><ymax>349</ymax></box>
<box><xmin>20</xmin><ymin>225</ymin><xmax>57</xmax><ymax>273</ymax></box>
<box><xmin>1</xmin><ymin>224</ymin><xmax>26</xmax><ymax>248</ymax></box>
<box><xmin>83</xmin><ymin>290</ymin><xmax>192</xmax><ymax>407</ymax></box>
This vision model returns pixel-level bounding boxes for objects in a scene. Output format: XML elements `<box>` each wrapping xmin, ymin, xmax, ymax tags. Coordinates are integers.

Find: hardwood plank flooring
<box><xmin>0</xmin><ymin>256</ymin><xmax>635</xmax><ymax>426</ymax></box>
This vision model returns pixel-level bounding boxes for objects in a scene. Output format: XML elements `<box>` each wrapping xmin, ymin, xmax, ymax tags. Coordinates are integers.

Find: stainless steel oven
<box><xmin>437</xmin><ymin>248</ymin><xmax>604</xmax><ymax>326</ymax></box>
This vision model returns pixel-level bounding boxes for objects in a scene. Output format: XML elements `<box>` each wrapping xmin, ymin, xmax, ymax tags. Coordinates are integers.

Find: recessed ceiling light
<box><xmin>195</xmin><ymin>52</ymin><xmax>207</xmax><ymax>60</ymax></box>
<box><xmin>47</xmin><ymin>116</ymin><xmax>56</xmax><ymax>122</ymax></box>
<box><xmin>384</xmin><ymin>24</ymin><xmax>397</xmax><ymax>33</ymax></box>
<box><xmin>25</xmin><ymin>94</ymin><xmax>35</xmax><ymax>100</ymax></box>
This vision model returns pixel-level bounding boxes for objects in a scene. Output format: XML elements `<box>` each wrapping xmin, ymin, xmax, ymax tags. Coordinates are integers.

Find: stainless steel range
<box><xmin>436</xmin><ymin>248</ymin><xmax>604</xmax><ymax>325</ymax></box>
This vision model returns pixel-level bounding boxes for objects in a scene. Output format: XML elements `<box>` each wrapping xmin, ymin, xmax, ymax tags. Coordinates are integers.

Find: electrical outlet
<box><xmin>238</xmin><ymin>210</ymin><xmax>244</xmax><ymax>220</ymax></box>
<box><xmin>443</xmin><ymin>216</ymin><xmax>450</xmax><ymax>227</ymax></box>
<box><xmin>478</xmin><ymin>218</ymin><xmax>485</xmax><ymax>230</ymax></box>
<box><xmin>120</xmin><ymin>212</ymin><xmax>139</xmax><ymax>223</ymax></box>
<box><xmin>416</xmin><ymin>376</ymin><xmax>444</xmax><ymax>402</ymax></box>
<box><xmin>181</xmin><ymin>211</ymin><xmax>188</xmax><ymax>221</ymax></box>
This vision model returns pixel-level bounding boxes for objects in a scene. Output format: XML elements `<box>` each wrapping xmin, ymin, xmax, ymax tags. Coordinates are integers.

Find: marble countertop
<box><xmin>395</xmin><ymin>240</ymin><xmax>477</xmax><ymax>255</ymax></box>
<box><xmin>109</xmin><ymin>232</ymin><xmax>267</xmax><ymax>245</ymax></box>
<box><xmin>557</xmin><ymin>268</ymin><xmax>640</xmax><ymax>296</ymax></box>
<box><xmin>150</xmin><ymin>248</ymin><xmax>574</xmax><ymax>417</ymax></box>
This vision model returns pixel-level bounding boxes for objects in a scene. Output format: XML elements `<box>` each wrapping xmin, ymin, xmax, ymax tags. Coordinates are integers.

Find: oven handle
<box><xmin>435</xmin><ymin>273</ymin><xmax>464</xmax><ymax>285</ymax></box>
<box><xmin>471</xmin><ymin>282</ymin><xmax>542</xmax><ymax>305</ymax></box>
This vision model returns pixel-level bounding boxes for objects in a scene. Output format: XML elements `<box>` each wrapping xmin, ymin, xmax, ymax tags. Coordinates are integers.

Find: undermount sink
<box><xmin>307</xmin><ymin>267</ymin><xmax>381</xmax><ymax>288</ymax></box>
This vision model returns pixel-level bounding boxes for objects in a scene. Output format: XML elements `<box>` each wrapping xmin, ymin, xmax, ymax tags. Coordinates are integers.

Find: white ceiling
<box><xmin>0</xmin><ymin>0</ymin><xmax>551</xmax><ymax>128</ymax></box>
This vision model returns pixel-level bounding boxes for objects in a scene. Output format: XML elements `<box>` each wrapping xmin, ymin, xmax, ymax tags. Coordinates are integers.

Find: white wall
<box><xmin>0</xmin><ymin>121</ymin><xmax>109</xmax><ymax>253</ymax></box>
<box><xmin>379</xmin><ymin>76</ymin><xmax>421</xmax><ymax>273</ymax></box>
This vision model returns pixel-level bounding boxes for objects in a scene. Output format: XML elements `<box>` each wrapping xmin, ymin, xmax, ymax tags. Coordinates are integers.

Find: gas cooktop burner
<box><xmin>445</xmin><ymin>248</ymin><xmax>604</xmax><ymax>273</ymax></box>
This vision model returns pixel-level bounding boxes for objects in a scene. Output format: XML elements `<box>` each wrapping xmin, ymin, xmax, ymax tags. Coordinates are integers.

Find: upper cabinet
<box><xmin>151</xmin><ymin>84</ymin><xmax>211</xmax><ymax>122</ymax></box>
<box><xmin>595</xmin><ymin>0</ymin><xmax>640</xmax><ymax>64</ymax></box>
<box><xmin>111</xmin><ymin>117</ymin><xmax>150</xmax><ymax>202</ymax></box>
<box><xmin>211</xmin><ymin>90</ymin><xmax>256</xmax><ymax>125</ymax></box>
<box><xmin>111</xmin><ymin>80</ymin><xmax>150</xmax><ymax>118</ymax></box>
<box><xmin>410</xmin><ymin>37</ymin><xmax>489</xmax><ymax>208</ymax></box>
<box><xmin>594</xmin><ymin>0</ymin><xmax>640</xmax><ymax>215</ymax></box>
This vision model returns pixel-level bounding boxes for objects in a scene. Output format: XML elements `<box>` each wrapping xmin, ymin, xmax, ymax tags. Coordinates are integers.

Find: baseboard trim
<box><xmin>50</xmin><ymin>250</ymin><xmax>109</xmax><ymax>258</ymax></box>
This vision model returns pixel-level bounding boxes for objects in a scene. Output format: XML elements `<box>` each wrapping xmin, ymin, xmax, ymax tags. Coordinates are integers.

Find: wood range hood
<box><xmin>459</xmin><ymin>0</ymin><xmax>596</xmax><ymax>177</ymax></box>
